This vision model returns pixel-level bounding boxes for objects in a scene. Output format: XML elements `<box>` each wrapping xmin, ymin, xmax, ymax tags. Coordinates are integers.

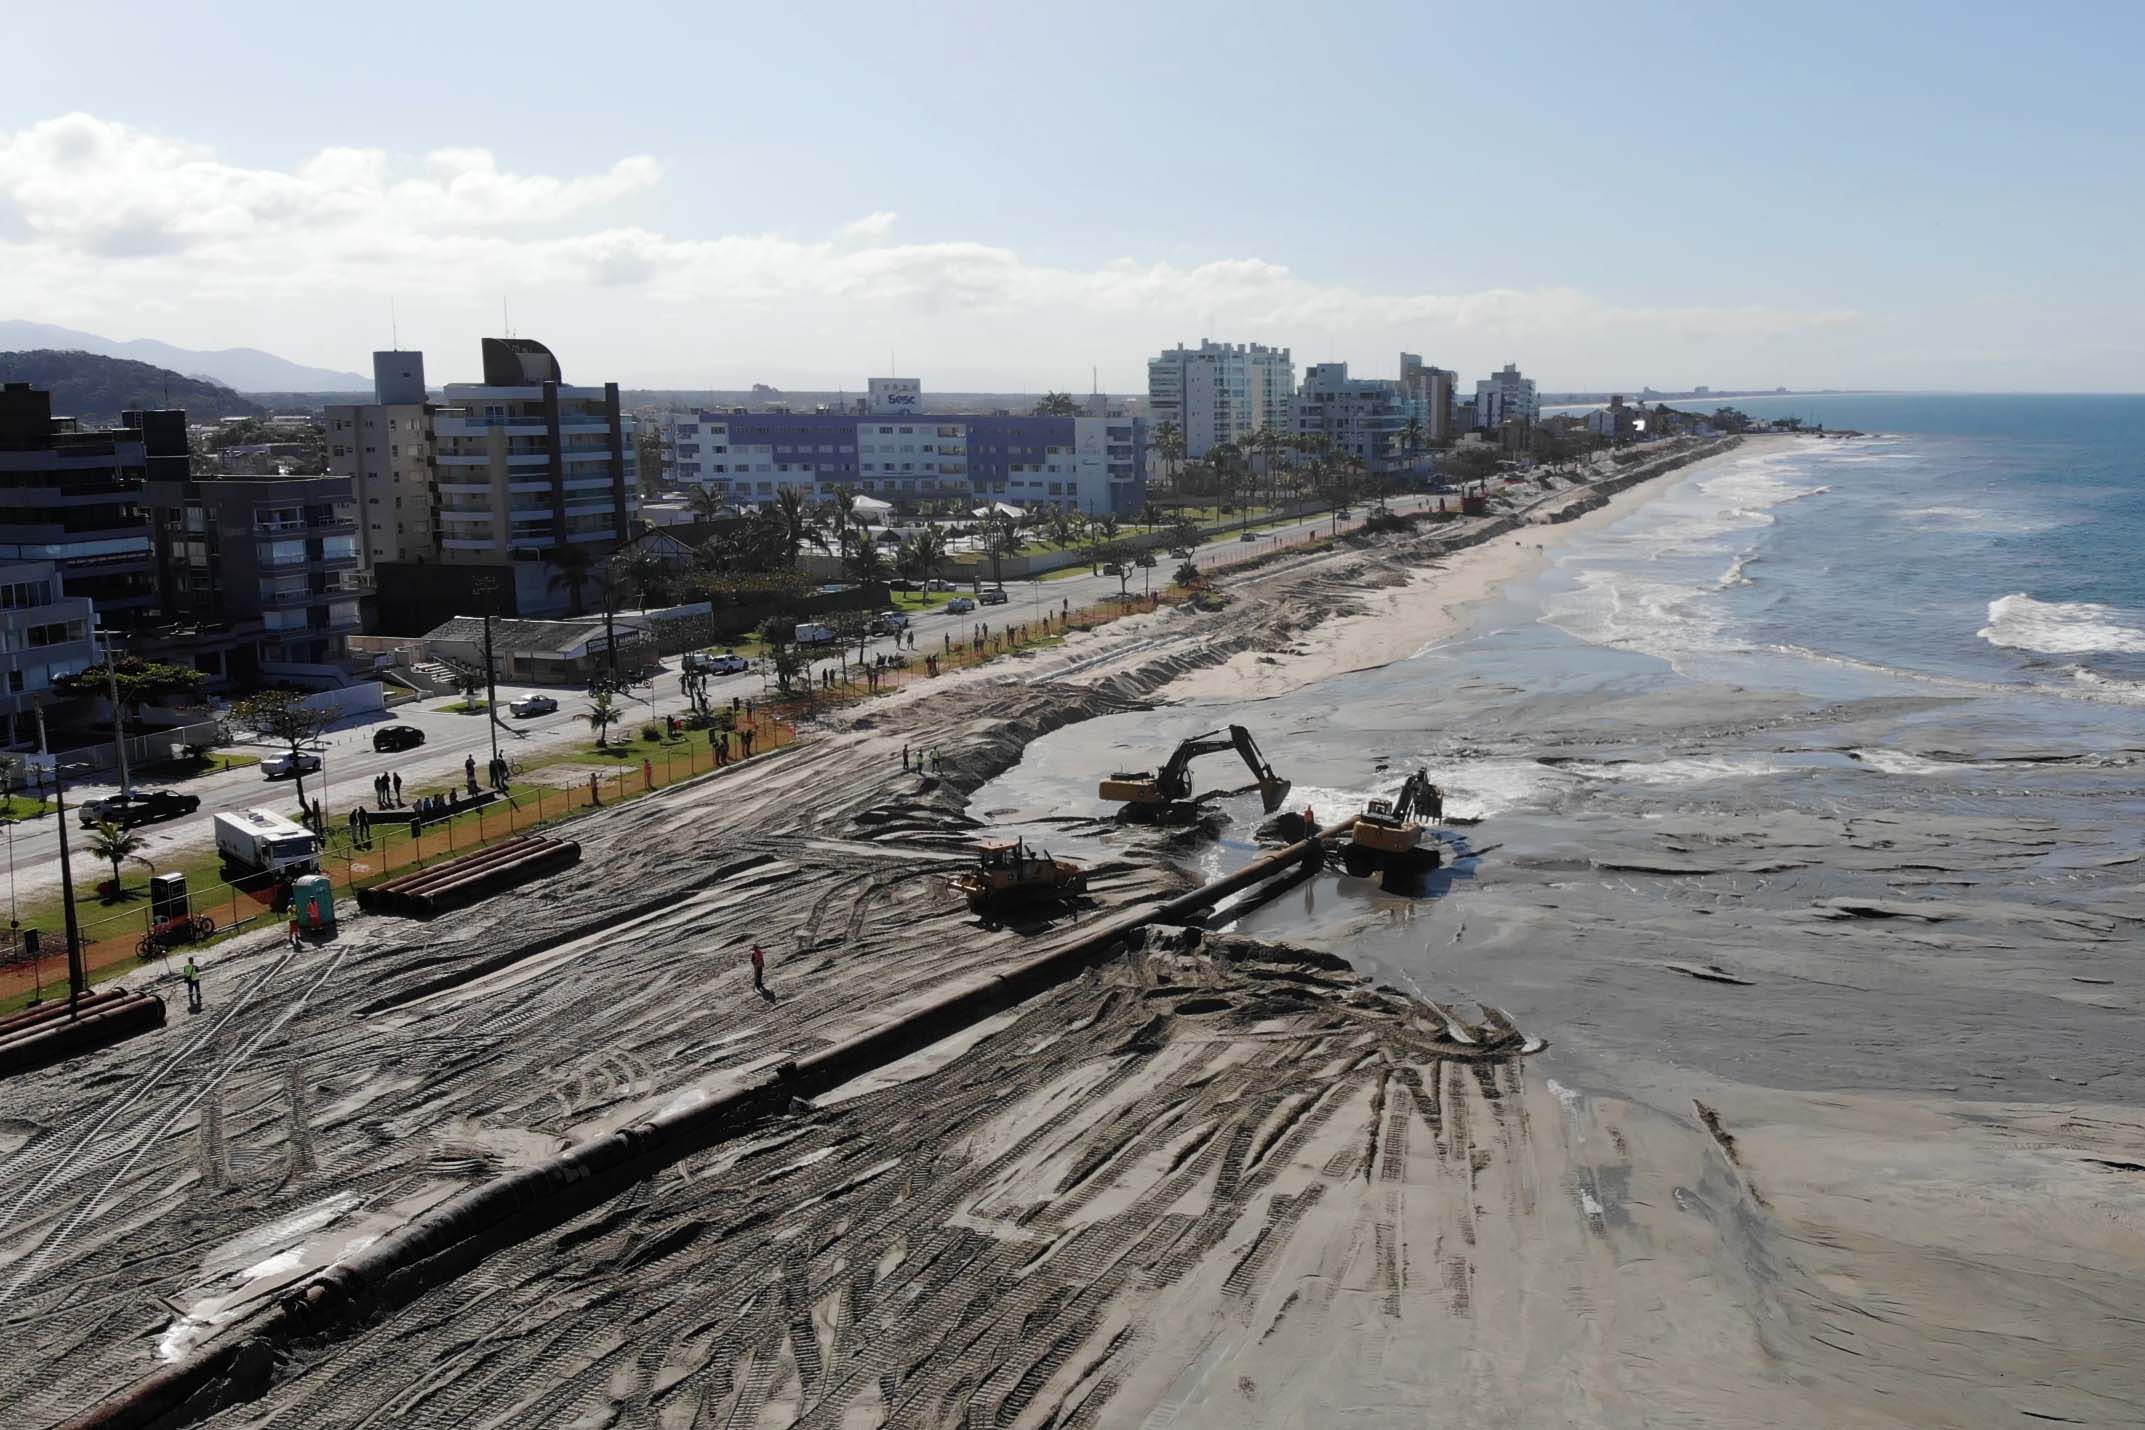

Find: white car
<box><xmin>925</xmin><ymin>579</ymin><xmax>957</xmax><ymax>592</ymax></box>
<box><xmin>510</xmin><ymin>694</ymin><xmax>559</xmax><ymax>718</ymax></box>
<box><xmin>698</xmin><ymin>653</ymin><xmax>751</xmax><ymax>675</ymax></box>
<box><xmin>262</xmin><ymin>751</ymin><xmax>323</xmax><ymax>780</ymax></box>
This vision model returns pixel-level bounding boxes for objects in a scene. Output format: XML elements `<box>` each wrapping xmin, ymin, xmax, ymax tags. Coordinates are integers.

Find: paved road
<box><xmin>0</xmin><ymin>497</ymin><xmax>1438</xmax><ymax>905</ymax></box>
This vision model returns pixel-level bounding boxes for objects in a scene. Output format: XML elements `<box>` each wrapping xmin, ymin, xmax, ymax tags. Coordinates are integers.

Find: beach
<box><xmin>6</xmin><ymin>426</ymin><xmax>2141</xmax><ymax>1428</ymax></box>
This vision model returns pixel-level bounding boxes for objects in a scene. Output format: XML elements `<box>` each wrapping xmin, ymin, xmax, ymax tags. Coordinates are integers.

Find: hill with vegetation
<box><xmin>0</xmin><ymin>349</ymin><xmax>265</xmax><ymax>424</ymax></box>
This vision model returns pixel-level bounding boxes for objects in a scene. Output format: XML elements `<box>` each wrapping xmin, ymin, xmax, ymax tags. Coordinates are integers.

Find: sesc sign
<box><xmin>869</xmin><ymin>378</ymin><xmax>922</xmax><ymax>414</ymax></box>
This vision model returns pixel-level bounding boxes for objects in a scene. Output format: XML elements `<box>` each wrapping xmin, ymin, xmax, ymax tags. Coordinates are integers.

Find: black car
<box><xmin>77</xmin><ymin>789</ymin><xmax>201</xmax><ymax>829</ymax></box>
<box><xmin>979</xmin><ymin>587</ymin><xmax>1009</xmax><ymax>605</ymax></box>
<box><xmin>372</xmin><ymin>724</ymin><xmax>427</xmax><ymax>753</ymax></box>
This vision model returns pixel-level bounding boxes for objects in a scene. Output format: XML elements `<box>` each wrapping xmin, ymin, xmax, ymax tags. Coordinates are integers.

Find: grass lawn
<box><xmin>2</xmin><ymin>793</ymin><xmax>51</xmax><ymax>821</ymax></box>
<box><xmin>888</xmin><ymin>588</ymin><xmax>970</xmax><ymax>611</ymax></box>
<box><xmin>433</xmin><ymin>699</ymin><xmax>494</xmax><ymax>715</ymax></box>
<box><xmin>132</xmin><ymin>750</ymin><xmax>261</xmax><ymax>782</ymax></box>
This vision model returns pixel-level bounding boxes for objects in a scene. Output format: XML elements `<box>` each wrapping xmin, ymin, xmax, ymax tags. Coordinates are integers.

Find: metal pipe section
<box><xmin>356</xmin><ymin>839</ymin><xmax>582</xmax><ymax>917</ymax></box>
<box><xmin>61</xmin><ymin>827</ymin><xmax>1326</xmax><ymax>1429</ymax></box>
<box><xmin>0</xmin><ymin>992</ymin><xmax>164</xmax><ymax>1079</ymax></box>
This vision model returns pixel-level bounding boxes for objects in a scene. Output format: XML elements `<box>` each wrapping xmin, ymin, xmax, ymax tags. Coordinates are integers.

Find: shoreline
<box><xmin>1165</xmin><ymin>433</ymin><xmax>1796</xmax><ymax>704</ymax></box>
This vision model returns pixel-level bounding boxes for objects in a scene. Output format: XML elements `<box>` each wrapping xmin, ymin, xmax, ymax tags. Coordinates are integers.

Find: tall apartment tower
<box><xmin>1399</xmin><ymin>354</ymin><xmax>1457</xmax><ymax>443</ymax></box>
<box><xmin>1146</xmin><ymin>341</ymin><xmax>1295</xmax><ymax>459</ymax></box>
<box><xmin>1474</xmin><ymin>363</ymin><xmax>1540</xmax><ymax>428</ymax></box>
<box><xmin>326</xmin><ymin>352</ymin><xmax>437</xmax><ymax>569</ymax></box>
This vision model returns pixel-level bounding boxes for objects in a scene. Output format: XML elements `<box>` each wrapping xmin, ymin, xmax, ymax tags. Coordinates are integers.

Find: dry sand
<box><xmin>1167</xmin><ymin>435</ymin><xmax>1796</xmax><ymax>704</ymax></box>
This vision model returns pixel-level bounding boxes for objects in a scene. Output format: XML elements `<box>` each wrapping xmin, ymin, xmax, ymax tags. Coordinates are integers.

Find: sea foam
<box><xmin>1979</xmin><ymin>594</ymin><xmax>2145</xmax><ymax>655</ymax></box>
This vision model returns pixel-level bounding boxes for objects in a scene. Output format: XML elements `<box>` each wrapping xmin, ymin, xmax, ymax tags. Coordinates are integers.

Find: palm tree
<box><xmin>1402</xmin><ymin>417</ymin><xmax>1426</xmax><ymax>479</ymax></box>
<box><xmin>985</xmin><ymin>512</ymin><xmax>1024</xmax><ymax>587</ymax></box>
<box><xmin>87</xmin><ymin>820</ymin><xmax>148</xmax><ymax>896</ymax></box>
<box><xmin>546</xmin><ymin>545</ymin><xmax>596</xmax><ymax>615</ymax></box>
<box><xmin>773</xmin><ymin>489</ymin><xmax>814</xmax><ymax>567</ymax></box>
<box><xmin>616</xmin><ymin>548</ymin><xmax>673</xmax><ymax>609</ymax></box>
<box><xmin>842</xmin><ymin>529</ymin><xmax>887</xmax><ymax>584</ymax></box>
<box><xmin>586</xmin><ymin>690</ymin><xmax>620</xmax><ymax>748</ymax></box>
<box><xmin>1031</xmin><ymin>391</ymin><xmax>1079</xmax><ymax>417</ymax></box>
<box><xmin>454</xmin><ymin>669</ymin><xmax>485</xmax><ymax>711</ymax></box>
<box><xmin>686</xmin><ymin>485</ymin><xmax>726</xmax><ymax>521</ymax></box>
<box><xmin>1152</xmin><ymin>421</ymin><xmax>1184</xmax><ymax>492</ymax></box>
<box><xmin>900</xmin><ymin>524</ymin><xmax>949</xmax><ymax>592</ymax></box>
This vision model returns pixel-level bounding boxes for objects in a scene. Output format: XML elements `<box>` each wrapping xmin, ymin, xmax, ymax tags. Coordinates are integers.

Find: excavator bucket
<box><xmin>1257</xmin><ymin>776</ymin><xmax>1292</xmax><ymax>813</ymax></box>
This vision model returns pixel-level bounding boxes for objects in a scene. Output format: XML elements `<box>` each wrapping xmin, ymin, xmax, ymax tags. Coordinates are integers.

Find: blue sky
<box><xmin>1</xmin><ymin>0</ymin><xmax>2138</xmax><ymax>391</ymax></box>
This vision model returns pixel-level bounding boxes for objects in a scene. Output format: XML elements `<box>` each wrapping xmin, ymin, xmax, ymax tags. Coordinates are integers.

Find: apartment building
<box><xmin>0</xmin><ymin>559</ymin><xmax>97</xmax><ymax>746</ymax></box>
<box><xmin>1399</xmin><ymin>354</ymin><xmax>1458</xmax><ymax>443</ymax></box>
<box><xmin>1295</xmin><ymin>363</ymin><xmax>1429</xmax><ymax>472</ymax></box>
<box><xmin>432</xmin><ymin>338</ymin><xmax>637</xmax><ymax>564</ymax></box>
<box><xmin>0</xmin><ymin>382</ymin><xmax>162</xmax><ymax>630</ymax></box>
<box><xmin>1146</xmin><ymin>341</ymin><xmax>1295</xmax><ymax>459</ymax></box>
<box><xmin>326</xmin><ymin>351</ymin><xmax>438</xmax><ymax>568</ymax></box>
<box><xmin>1474</xmin><ymin>363</ymin><xmax>1540</xmax><ymax>428</ymax></box>
<box><xmin>664</xmin><ymin>377</ymin><xmax>1144</xmax><ymax>514</ymax></box>
<box><xmin>144</xmin><ymin>468</ymin><xmax>364</xmax><ymax>684</ymax></box>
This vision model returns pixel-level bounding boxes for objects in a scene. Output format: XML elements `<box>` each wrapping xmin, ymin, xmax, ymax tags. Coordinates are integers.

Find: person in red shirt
<box><xmin>749</xmin><ymin>943</ymin><xmax>767</xmax><ymax>991</ymax></box>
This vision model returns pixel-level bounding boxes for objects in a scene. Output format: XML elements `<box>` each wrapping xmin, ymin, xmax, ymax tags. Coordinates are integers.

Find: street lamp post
<box><xmin>98</xmin><ymin>626</ymin><xmax>130</xmax><ymax>797</ymax></box>
<box><xmin>33</xmin><ymin>708</ymin><xmax>87</xmax><ymax>1016</ymax></box>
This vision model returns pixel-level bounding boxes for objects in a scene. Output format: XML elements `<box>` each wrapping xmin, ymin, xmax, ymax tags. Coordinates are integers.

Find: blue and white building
<box><xmin>663</xmin><ymin>379</ymin><xmax>1146</xmax><ymax>514</ymax></box>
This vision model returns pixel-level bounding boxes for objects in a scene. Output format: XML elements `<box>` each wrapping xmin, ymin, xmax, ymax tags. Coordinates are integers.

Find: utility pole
<box><xmin>476</xmin><ymin>575</ymin><xmax>502</xmax><ymax>767</ymax></box>
<box><xmin>34</xmin><ymin>707</ymin><xmax>86</xmax><ymax>1016</ymax></box>
<box><xmin>99</xmin><ymin>627</ymin><xmax>129</xmax><ymax>796</ymax></box>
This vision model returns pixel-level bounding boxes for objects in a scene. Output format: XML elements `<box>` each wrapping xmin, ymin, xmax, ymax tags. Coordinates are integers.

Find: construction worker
<box><xmin>749</xmin><ymin>942</ymin><xmax>767</xmax><ymax>992</ymax></box>
<box><xmin>182</xmin><ymin>956</ymin><xmax>202</xmax><ymax>1013</ymax></box>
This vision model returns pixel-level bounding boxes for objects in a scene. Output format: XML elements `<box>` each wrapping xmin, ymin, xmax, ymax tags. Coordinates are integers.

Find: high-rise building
<box><xmin>0</xmin><ymin>558</ymin><xmax>97</xmax><ymax>746</ymax></box>
<box><xmin>326</xmin><ymin>352</ymin><xmax>438</xmax><ymax>569</ymax></box>
<box><xmin>0</xmin><ymin>382</ymin><xmax>161</xmax><ymax>631</ymax></box>
<box><xmin>1474</xmin><ymin>363</ymin><xmax>1540</xmax><ymax>429</ymax></box>
<box><xmin>1146</xmin><ymin>341</ymin><xmax>1295</xmax><ymax>459</ymax></box>
<box><xmin>144</xmin><ymin>469</ymin><xmax>364</xmax><ymax>684</ymax></box>
<box><xmin>1295</xmin><ymin>363</ymin><xmax>1425</xmax><ymax>472</ymax></box>
<box><xmin>430</xmin><ymin>339</ymin><xmax>637</xmax><ymax>566</ymax></box>
<box><xmin>1399</xmin><ymin>354</ymin><xmax>1457</xmax><ymax>443</ymax></box>
<box><xmin>664</xmin><ymin>377</ymin><xmax>1145</xmax><ymax>515</ymax></box>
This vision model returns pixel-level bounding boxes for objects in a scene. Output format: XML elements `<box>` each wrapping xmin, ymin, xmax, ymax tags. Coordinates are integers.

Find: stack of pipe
<box><xmin>355</xmin><ymin>838</ymin><xmax>582</xmax><ymax>918</ymax></box>
<box><xmin>0</xmin><ymin>988</ymin><xmax>165</xmax><ymax>1079</ymax></box>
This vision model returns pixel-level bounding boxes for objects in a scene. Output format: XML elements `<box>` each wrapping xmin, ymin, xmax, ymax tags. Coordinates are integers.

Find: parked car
<box><xmin>925</xmin><ymin>578</ymin><xmax>957</xmax><ymax>592</ymax></box>
<box><xmin>872</xmin><ymin>610</ymin><xmax>911</xmax><ymax>635</ymax></box>
<box><xmin>1239</xmin><ymin>531</ymin><xmax>1260</xmax><ymax>542</ymax></box>
<box><xmin>261</xmin><ymin>751</ymin><xmax>323</xmax><ymax>780</ymax></box>
<box><xmin>1168</xmin><ymin>546</ymin><xmax>1193</xmax><ymax>559</ymax></box>
<box><xmin>946</xmin><ymin>596</ymin><xmax>977</xmax><ymax>614</ymax></box>
<box><xmin>77</xmin><ymin>789</ymin><xmax>200</xmax><ymax>829</ymax></box>
<box><xmin>979</xmin><ymin>587</ymin><xmax>1009</xmax><ymax>605</ymax></box>
<box><xmin>1102</xmin><ymin>562</ymin><xmax>1124</xmax><ymax>576</ymax></box>
<box><xmin>510</xmin><ymin>694</ymin><xmax>559</xmax><ymax>718</ymax></box>
<box><xmin>696</xmin><ymin>652</ymin><xmax>751</xmax><ymax>675</ymax></box>
<box><xmin>372</xmin><ymin>724</ymin><xmax>426</xmax><ymax>753</ymax></box>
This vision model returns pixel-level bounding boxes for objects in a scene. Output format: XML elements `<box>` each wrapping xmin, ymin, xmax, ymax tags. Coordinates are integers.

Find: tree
<box><xmin>1168</xmin><ymin>518</ymin><xmax>1203</xmax><ymax>553</ymax></box>
<box><xmin>86</xmin><ymin>820</ymin><xmax>149</xmax><ymax>896</ymax></box>
<box><xmin>616</xmin><ymin>548</ymin><xmax>675</xmax><ymax>609</ymax></box>
<box><xmin>1032</xmin><ymin>391</ymin><xmax>1078</xmax><ymax>417</ymax></box>
<box><xmin>546</xmin><ymin>545</ymin><xmax>596</xmax><ymax>615</ymax></box>
<box><xmin>51</xmin><ymin>658</ymin><xmax>209</xmax><ymax>751</ymax></box>
<box><xmin>586</xmin><ymin>689</ymin><xmax>620</xmax><ymax>748</ymax></box>
<box><xmin>1152</xmin><ymin>421</ymin><xmax>1184</xmax><ymax>491</ymax></box>
<box><xmin>773</xmin><ymin>489</ymin><xmax>815</xmax><ymax>567</ymax></box>
<box><xmin>828</xmin><ymin>609</ymin><xmax>875</xmax><ymax>668</ymax></box>
<box><xmin>899</xmin><ymin>525</ymin><xmax>948</xmax><ymax>591</ymax></box>
<box><xmin>634</xmin><ymin>426</ymin><xmax>667</xmax><ymax>495</ymax></box>
<box><xmin>454</xmin><ymin>669</ymin><xmax>485</xmax><ymax>710</ymax></box>
<box><xmin>1174</xmin><ymin>560</ymin><xmax>1202</xmax><ymax>588</ymax></box>
<box><xmin>769</xmin><ymin>641</ymin><xmax>809</xmax><ymax>695</ymax></box>
<box><xmin>841</xmin><ymin>529</ymin><xmax>887</xmax><ymax>585</ymax></box>
<box><xmin>229</xmin><ymin>690</ymin><xmax>330</xmax><ymax>814</ymax></box>
<box><xmin>687</xmin><ymin>484</ymin><xmax>727</xmax><ymax>521</ymax></box>
<box><xmin>985</xmin><ymin>512</ymin><xmax>1024</xmax><ymax>587</ymax></box>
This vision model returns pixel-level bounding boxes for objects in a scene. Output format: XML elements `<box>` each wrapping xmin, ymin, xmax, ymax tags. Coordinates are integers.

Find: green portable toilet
<box><xmin>292</xmin><ymin>874</ymin><xmax>335</xmax><ymax>932</ymax></box>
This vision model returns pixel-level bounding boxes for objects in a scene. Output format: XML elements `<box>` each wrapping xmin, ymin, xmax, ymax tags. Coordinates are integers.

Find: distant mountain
<box><xmin>0</xmin><ymin>320</ymin><xmax>367</xmax><ymax>393</ymax></box>
<box><xmin>0</xmin><ymin>349</ymin><xmax>266</xmax><ymax>423</ymax></box>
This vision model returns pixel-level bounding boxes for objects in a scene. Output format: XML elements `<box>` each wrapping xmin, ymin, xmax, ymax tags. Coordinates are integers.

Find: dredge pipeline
<box><xmin>0</xmin><ymin>991</ymin><xmax>165</xmax><ymax>1080</ymax></box>
<box><xmin>60</xmin><ymin>827</ymin><xmax>1335</xmax><ymax>1430</ymax></box>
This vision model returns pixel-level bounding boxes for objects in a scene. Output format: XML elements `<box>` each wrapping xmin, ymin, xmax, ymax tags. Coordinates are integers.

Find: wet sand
<box><xmin>4</xmin><ymin>433</ymin><xmax>2140</xmax><ymax>1428</ymax></box>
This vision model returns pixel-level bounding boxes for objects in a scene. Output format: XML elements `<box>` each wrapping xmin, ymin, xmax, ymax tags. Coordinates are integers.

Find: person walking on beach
<box><xmin>183</xmin><ymin>957</ymin><xmax>202</xmax><ymax>1013</ymax></box>
<box><xmin>749</xmin><ymin>942</ymin><xmax>766</xmax><ymax>992</ymax></box>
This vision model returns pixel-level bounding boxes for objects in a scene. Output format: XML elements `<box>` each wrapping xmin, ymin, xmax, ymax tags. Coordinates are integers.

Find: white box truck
<box><xmin>214</xmin><ymin>808</ymin><xmax>322</xmax><ymax>876</ymax></box>
<box><xmin>794</xmin><ymin>622</ymin><xmax>836</xmax><ymax>646</ymax></box>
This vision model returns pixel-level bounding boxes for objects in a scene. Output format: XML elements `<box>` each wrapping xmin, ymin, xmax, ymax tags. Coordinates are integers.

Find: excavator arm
<box><xmin>1227</xmin><ymin>726</ymin><xmax>1293</xmax><ymax>812</ymax></box>
<box><xmin>1107</xmin><ymin>725</ymin><xmax>1293</xmax><ymax>811</ymax></box>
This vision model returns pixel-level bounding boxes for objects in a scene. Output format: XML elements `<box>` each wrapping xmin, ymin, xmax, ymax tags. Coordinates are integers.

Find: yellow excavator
<box><xmin>1339</xmin><ymin>769</ymin><xmax>1444</xmax><ymax>883</ymax></box>
<box><xmin>950</xmin><ymin>837</ymin><xmax>1088</xmax><ymax>915</ymax></box>
<box><xmin>1100</xmin><ymin>725</ymin><xmax>1292</xmax><ymax>822</ymax></box>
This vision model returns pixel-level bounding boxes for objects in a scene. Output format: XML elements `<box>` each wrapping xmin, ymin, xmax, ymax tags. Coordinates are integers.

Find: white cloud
<box><xmin>837</xmin><ymin>210</ymin><xmax>898</xmax><ymax>243</ymax></box>
<box><xmin>0</xmin><ymin>112</ymin><xmax>1879</xmax><ymax>388</ymax></box>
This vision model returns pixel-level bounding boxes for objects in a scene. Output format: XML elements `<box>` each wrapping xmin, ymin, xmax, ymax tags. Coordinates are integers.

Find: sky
<box><xmin>1</xmin><ymin>0</ymin><xmax>2140</xmax><ymax>393</ymax></box>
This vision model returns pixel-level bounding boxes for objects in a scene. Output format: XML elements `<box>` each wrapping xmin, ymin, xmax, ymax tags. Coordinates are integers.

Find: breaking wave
<box><xmin>1978</xmin><ymin>594</ymin><xmax>2145</xmax><ymax>655</ymax></box>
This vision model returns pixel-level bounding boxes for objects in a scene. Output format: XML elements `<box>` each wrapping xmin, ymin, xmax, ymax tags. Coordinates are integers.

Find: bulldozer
<box><xmin>1338</xmin><ymin>769</ymin><xmax>1445</xmax><ymax>886</ymax></box>
<box><xmin>950</xmin><ymin>837</ymin><xmax>1089</xmax><ymax>915</ymax></box>
<box><xmin>1099</xmin><ymin>725</ymin><xmax>1292</xmax><ymax>822</ymax></box>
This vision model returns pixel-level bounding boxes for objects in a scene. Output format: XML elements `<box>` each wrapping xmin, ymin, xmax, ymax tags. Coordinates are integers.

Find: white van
<box><xmin>795</xmin><ymin>622</ymin><xmax>836</xmax><ymax>646</ymax></box>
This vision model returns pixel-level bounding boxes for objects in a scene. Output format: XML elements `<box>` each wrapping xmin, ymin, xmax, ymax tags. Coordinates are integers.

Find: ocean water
<box><xmin>1538</xmin><ymin>394</ymin><xmax>2145</xmax><ymax>705</ymax></box>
